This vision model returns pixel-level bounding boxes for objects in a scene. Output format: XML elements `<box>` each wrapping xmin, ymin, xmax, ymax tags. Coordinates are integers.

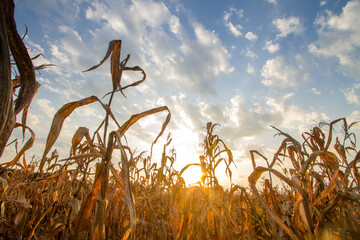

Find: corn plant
<box><xmin>0</xmin><ymin>1</ymin><xmax>359</xmax><ymax>239</ymax></box>
<box><xmin>249</xmin><ymin>118</ymin><xmax>360</xmax><ymax>239</ymax></box>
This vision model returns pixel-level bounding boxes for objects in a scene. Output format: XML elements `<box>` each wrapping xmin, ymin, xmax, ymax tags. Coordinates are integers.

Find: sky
<box><xmin>2</xmin><ymin>0</ymin><xmax>360</xmax><ymax>186</ymax></box>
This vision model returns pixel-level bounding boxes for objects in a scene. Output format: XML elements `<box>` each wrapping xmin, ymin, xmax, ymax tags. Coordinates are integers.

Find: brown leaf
<box><xmin>114</xmin><ymin>132</ymin><xmax>136</xmax><ymax>240</ymax></box>
<box><xmin>26</xmin><ymin>204</ymin><xmax>53</xmax><ymax>240</ymax></box>
<box><xmin>248</xmin><ymin>167</ymin><xmax>299</xmax><ymax>240</ymax></box>
<box><xmin>0</xmin><ymin>177</ymin><xmax>8</xmax><ymax>198</ymax></box>
<box><xmin>1</xmin><ymin>123</ymin><xmax>35</xmax><ymax>172</ymax></box>
<box><xmin>2</xmin><ymin>0</ymin><xmax>40</xmax><ymax>116</ymax></box>
<box><xmin>70</xmin><ymin>127</ymin><xmax>91</xmax><ymax>155</ymax></box>
<box><xmin>83</xmin><ymin>40</ymin><xmax>120</xmax><ymax>73</ymax></box>
<box><xmin>72</xmin><ymin>163</ymin><xmax>102</xmax><ymax>240</ymax></box>
<box><xmin>34</xmin><ymin>63</ymin><xmax>56</xmax><ymax>70</ymax></box>
<box><xmin>0</xmin><ymin>2</ymin><xmax>15</xmax><ymax>157</ymax></box>
<box><xmin>313</xmin><ymin>169</ymin><xmax>340</xmax><ymax>205</ymax></box>
<box><xmin>117</xmin><ymin>106</ymin><xmax>171</xmax><ymax>144</ymax></box>
<box><xmin>179</xmin><ymin>163</ymin><xmax>201</xmax><ymax>177</ymax></box>
<box><xmin>110</xmin><ymin>40</ymin><xmax>121</xmax><ymax>91</ymax></box>
<box><xmin>104</xmin><ymin>64</ymin><xmax>147</xmax><ymax>98</ymax></box>
<box><xmin>110</xmin><ymin>163</ymin><xmax>124</xmax><ymax>189</ymax></box>
<box><xmin>39</xmin><ymin>96</ymin><xmax>99</xmax><ymax>172</ymax></box>
<box><xmin>92</xmin><ymin>199</ymin><xmax>107</xmax><ymax>240</ymax></box>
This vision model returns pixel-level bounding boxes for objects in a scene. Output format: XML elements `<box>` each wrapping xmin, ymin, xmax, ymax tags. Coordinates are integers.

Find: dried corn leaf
<box><xmin>1</xmin><ymin>123</ymin><xmax>34</xmax><ymax>171</ymax></box>
<box><xmin>26</xmin><ymin>204</ymin><xmax>53</xmax><ymax>240</ymax></box>
<box><xmin>313</xmin><ymin>169</ymin><xmax>340</xmax><ymax>205</ymax></box>
<box><xmin>34</xmin><ymin>63</ymin><xmax>56</xmax><ymax>71</ymax></box>
<box><xmin>110</xmin><ymin>163</ymin><xmax>124</xmax><ymax>189</ymax></box>
<box><xmin>60</xmin><ymin>153</ymin><xmax>103</xmax><ymax>163</ymax></box>
<box><xmin>83</xmin><ymin>40</ymin><xmax>120</xmax><ymax>73</ymax></box>
<box><xmin>69</xmin><ymin>197</ymin><xmax>81</xmax><ymax>220</ymax></box>
<box><xmin>104</xmin><ymin>65</ymin><xmax>147</xmax><ymax>97</ymax></box>
<box><xmin>117</xmin><ymin>106</ymin><xmax>171</xmax><ymax>144</ymax></box>
<box><xmin>0</xmin><ymin>177</ymin><xmax>8</xmax><ymax>198</ymax></box>
<box><xmin>39</xmin><ymin>96</ymin><xmax>100</xmax><ymax>172</ymax></box>
<box><xmin>22</xmin><ymin>154</ymin><xmax>32</xmax><ymax>174</ymax></box>
<box><xmin>122</xmin><ymin>227</ymin><xmax>131</xmax><ymax>240</ymax></box>
<box><xmin>92</xmin><ymin>199</ymin><xmax>108</xmax><ymax>240</ymax></box>
<box><xmin>249</xmin><ymin>167</ymin><xmax>299</xmax><ymax>240</ymax></box>
<box><xmin>72</xmin><ymin>163</ymin><xmax>102</xmax><ymax>240</ymax></box>
<box><xmin>44</xmin><ymin>223</ymin><xmax>66</xmax><ymax>240</ymax></box>
<box><xmin>0</xmin><ymin>2</ymin><xmax>15</xmax><ymax>157</ymax></box>
<box><xmin>16</xmin><ymin>192</ymin><xmax>31</xmax><ymax>209</ymax></box>
<box><xmin>2</xmin><ymin>0</ymin><xmax>40</xmax><ymax>116</ymax></box>
<box><xmin>71</xmin><ymin>127</ymin><xmax>91</xmax><ymax>155</ymax></box>
<box><xmin>110</xmin><ymin>40</ymin><xmax>121</xmax><ymax>91</ymax></box>
<box><xmin>324</xmin><ymin>118</ymin><xmax>345</xmax><ymax>150</ymax></box>
<box><xmin>114</xmin><ymin>132</ymin><xmax>136</xmax><ymax>240</ymax></box>
<box><xmin>179</xmin><ymin>163</ymin><xmax>201</xmax><ymax>177</ymax></box>
<box><xmin>291</xmin><ymin>173</ymin><xmax>314</xmax><ymax>234</ymax></box>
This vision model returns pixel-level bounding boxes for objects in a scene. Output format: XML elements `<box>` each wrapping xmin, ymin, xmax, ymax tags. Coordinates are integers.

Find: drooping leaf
<box><xmin>70</xmin><ymin>127</ymin><xmax>91</xmax><ymax>155</ymax></box>
<box><xmin>2</xmin><ymin>0</ymin><xmax>40</xmax><ymax>116</ymax></box>
<box><xmin>179</xmin><ymin>163</ymin><xmax>201</xmax><ymax>177</ymax></box>
<box><xmin>1</xmin><ymin>123</ymin><xmax>35</xmax><ymax>173</ymax></box>
<box><xmin>83</xmin><ymin>40</ymin><xmax>120</xmax><ymax>73</ymax></box>
<box><xmin>248</xmin><ymin>166</ymin><xmax>299</xmax><ymax>240</ymax></box>
<box><xmin>39</xmin><ymin>96</ymin><xmax>100</xmax><ymax>172</ymax></box>
<box><xmin>117</xmin><ymin>106</ymin><xmax>171</xmax><ymax>144</ymax></box>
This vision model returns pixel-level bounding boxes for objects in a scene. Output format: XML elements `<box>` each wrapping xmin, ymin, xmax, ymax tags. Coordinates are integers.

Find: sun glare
<box><xmin>181</xmin><ymin>165</ymin><xmax>204</xmax><ymax>185</ymax></box>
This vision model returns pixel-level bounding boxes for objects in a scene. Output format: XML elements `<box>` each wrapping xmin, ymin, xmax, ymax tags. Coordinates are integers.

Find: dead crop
<box><xmin>0</xmin><ymin>1</ymin><xmax>359</xmax><ymax>239</ymax></box>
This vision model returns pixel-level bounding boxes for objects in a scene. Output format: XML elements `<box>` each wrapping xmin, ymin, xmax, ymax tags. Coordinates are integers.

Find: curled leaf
<box><xmin>1</xmin><ymin>123</ymin><xmax>35</xmax><ymax>172</ymax></box>
<box><xmin>39</xmin><ymin>96</ymin><xmax>100</xmax><ymax>172</ymax></box>
<box><xmin>117</xmin><ymin>106</ymin><xmax>171</xmax><ymax>145</ymax></box>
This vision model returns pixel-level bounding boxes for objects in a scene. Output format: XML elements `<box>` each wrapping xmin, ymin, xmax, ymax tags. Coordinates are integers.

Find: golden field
<box><xmin>1</xmin><ymin>1</ymin><xmax>359</xmax><ymax>239</ymax></box>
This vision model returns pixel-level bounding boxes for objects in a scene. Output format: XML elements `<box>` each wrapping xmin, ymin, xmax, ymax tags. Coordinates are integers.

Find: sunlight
<box><xmin>181</xmin><ymin>165</ymin><xmax>204</xmax><ymax>185</ymax></box>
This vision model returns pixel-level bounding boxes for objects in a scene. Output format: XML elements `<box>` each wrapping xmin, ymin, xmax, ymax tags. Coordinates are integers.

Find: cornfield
<box><xmin>0</xmin><ymin>1</ymin><xmax>359</xmax><ymax>239</ymax></box>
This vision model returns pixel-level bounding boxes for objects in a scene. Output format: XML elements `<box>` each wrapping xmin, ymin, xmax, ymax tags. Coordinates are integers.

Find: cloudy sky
<box><xmin>3</xmin><ymin>0</ymin><xmax>360</xmax><ymax>186</ymax></box>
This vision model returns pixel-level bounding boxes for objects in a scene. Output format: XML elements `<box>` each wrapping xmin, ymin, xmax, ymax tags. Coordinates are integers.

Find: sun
<box><xmin>181</xmin><ymin>165</ymin><xmax>204</xmax><ymax>186</ymax></box>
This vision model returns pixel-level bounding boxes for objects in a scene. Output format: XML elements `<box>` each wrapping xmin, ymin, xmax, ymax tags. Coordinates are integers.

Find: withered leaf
<box><xmin>117</xmin><ymin>106</ymin><xmax>171</xmax><ymax>145</ymax></box>
<box><xmin>72</xmin><ymin>163</ymin><xmax>102</xmax><ymax>240</ymax></box>
<box><xmin>39</xmin><ymin>96</ymin><xmax>99</xmax><ymax>172</ymax></box>
<box><xmin>1</xmin><ymin>123</ymin><xmax>35</xmax><ymax>172</ymax></box>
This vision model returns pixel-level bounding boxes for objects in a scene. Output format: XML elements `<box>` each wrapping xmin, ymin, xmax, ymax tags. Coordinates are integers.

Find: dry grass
<box><xmin>1</xmin><ymin>2</ymin><xmax>359</xmax><ymax>238</ymax></box>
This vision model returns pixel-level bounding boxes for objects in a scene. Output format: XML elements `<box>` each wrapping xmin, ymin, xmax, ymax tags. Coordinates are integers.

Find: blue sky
<box><xmin>3</xmin><ymin>0</ymin><xmax>360</xmax><ymax>186</ymax></box>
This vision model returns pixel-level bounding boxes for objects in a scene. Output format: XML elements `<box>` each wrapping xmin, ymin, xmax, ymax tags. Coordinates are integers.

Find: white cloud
<box><xmin>348</xmin><ymin>110</ymin><xmax>360</xmax><ymax>123</ymax></box>
<box><xmin>27</xmin><ymin>113</ymin><xmax>40</xmax><ymax>127</ymax></box>
<box><xmin>245</xmin><ymin>32</ymin><xmax>258</xmax><ymax>41</ymax></box>
<box><xmin>312</xmin><ymin>88</ymin><xmax>321</xmax><ymax>95</ymax></box>
<box><xmin>49</xmin><ymin>25</ymin><xmax>96</xmax><ymax>76</ymax></box>
<box><xmin>242</xmin><ymin>47</ymin><xmax>257</xmax><ymax>58</ymax></box>
<box><xmin>223</xmin><ymin>7</ymin><xmax>244</xmax><ymax>37</ymax></box>
<box><xmin>219</xmin><ymin>94</ymin><xmax>327</xmax><ymax>140</ymax></box>
<box><xmin>263</xmin><ymin>40</ymin><xmax>280</xmax><ymax>53</ymax></box>
<box><xmin>36</xmin><ymin>99</ymin><xmax>56</xmax><ymax>119</ymax></box>
<box><xmin>41</xmin><ymin>0</ymin><xmax>234</xmax><ymax>98</ymax></box>
<box><xmin>226</xmin><ymin>22</ymin><xmax>243</xmax><ymax>37</ymax></box>
<box><xmin>220</xmin><ymin>95</ymin><xmax>280</xmax><ymax>138</ymax></box>
<box><xmin>320</xmin><ymin>1</ymin><xmax>327</xmax><ymax>6</ymax></box>
<box><xmin>265</xmin><ymin>96</ymin><xmax>326</xmax><ymax>132</ymax></box>
<box><xmin>309</xmin><ymin>0</ymin><xmax>360</xmax><ymax>79</ymax></box>
<box><xmin>247</xmin><ymin>63</ymin><xmax>255</xmax><ymax>74</ymax></box>
<box><xmin>273</xmin><ymin>16</ymin><xmax>305</xmax><ymax>38</ymax></box>
<box><xmin>344</xmin><ymin>84</ymin><xmax>360</xmax><ymax>105</ymax></box>
<box><xmin>24</xmin><ymin>37</ymin><xmax>45</xmax><ymax>56</ymax></box>
<box><xmin>265</xmin><ymin>0</ymin><xmax>277</xmax><ymax>4</ymax></box>
<box><xmin>261</xmin><ymin>55</ymin><xmax>310</xmax><ymax>87</ymax></box>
